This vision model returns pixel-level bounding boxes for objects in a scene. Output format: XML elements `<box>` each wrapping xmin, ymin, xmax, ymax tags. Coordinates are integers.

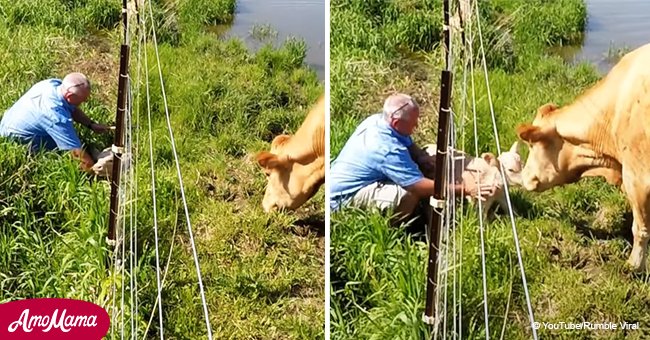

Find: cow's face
<box><xmin>256</xmin><ymin>135</ymin><xmax>324</xmax><ymax>212</ymax></box>
<box><xmin>516</xmin><ymin>103</ymin><xmax>577</xmax><ymax>192</ymax></box>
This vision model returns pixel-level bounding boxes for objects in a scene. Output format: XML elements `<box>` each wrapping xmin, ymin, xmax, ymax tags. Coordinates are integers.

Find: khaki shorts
<box><xmin>350</xmin><ymin>182</ymin><xmax>419</xmax><ymax>217</ymax></box>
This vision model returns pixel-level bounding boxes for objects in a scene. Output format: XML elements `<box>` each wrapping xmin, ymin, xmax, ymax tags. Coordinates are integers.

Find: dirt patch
<box><xmin>292</xmin><ymin>214</ymin><xmax>325</xmax><ymax>237</ymax></box>
<box><xmin>201</xmin><ymin>159</ymin><xmax>262</xmax><ymax>209</ymax></box>
<box><xmin>586</xmin><ymin>206</ymin><xmax>633</xmax><ymax>242</ymax></box>
<box><xmin>383</xmin><ymin>56</ymin><xmax>441</xmax><ymax>142</ymax></box>
<box><xmin>236</xmin><ymin>233</ymin><xmax>263</xmax><ymax>259</ymax></box>
<box><xmin>537</xmin><ymin>294</ymin><xmax>560</xmax><ymax>320</ymax></box>
<box><xmin>289</xmin><ymin>284</ymin><xmax>319</xmax><ymax>298</ymax></box>
<box><xmin>56</xmin><ymin>31</ymin><xmax>119</xmax><ymax>107</ymax></box>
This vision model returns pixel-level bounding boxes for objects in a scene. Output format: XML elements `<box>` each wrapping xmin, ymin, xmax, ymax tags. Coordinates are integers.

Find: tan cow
<box><xmin>516</xmin><ymin>43</ymin><xmax>650</xmax><ymax>271</ymax></box>
<box><xmin>423</xmin><ymin>142</ymin><xmax>523</xmax><ymax>219</ymax></box>
<box><xmin>255</xmin><ymin>95</ymin><xmax>325</xmax><ymax>212</ymax></box>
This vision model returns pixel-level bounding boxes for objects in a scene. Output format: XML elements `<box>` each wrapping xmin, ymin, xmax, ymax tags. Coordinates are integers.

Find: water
<box><xmin>218</xmin><ymin>0</ymin><xmax>325</xmax><ymax>80</ymax></box>
<box><xmin>557</xmin><ymin>0</ymin><xmax>650</xmax><ymax>73</ymax></box>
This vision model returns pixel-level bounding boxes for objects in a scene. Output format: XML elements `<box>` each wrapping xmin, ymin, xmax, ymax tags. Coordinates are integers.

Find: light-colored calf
<box><xmin>423</xmin><ymin>142</ymin><xmax>523</xmax><ymax>218</ymax></box>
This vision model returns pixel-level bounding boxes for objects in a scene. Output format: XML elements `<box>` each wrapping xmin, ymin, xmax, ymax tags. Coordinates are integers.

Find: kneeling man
<box><xmin>330</xmin><ymin>93</ymin><xmax>494</xmax><ymax>222</ymax></box>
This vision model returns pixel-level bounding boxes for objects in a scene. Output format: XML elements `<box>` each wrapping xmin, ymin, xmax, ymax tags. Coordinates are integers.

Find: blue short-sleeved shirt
<box><xmin>0</xmin><ymin>79</ymin><xmax>82</xmax><ymax>152</ymax></box>
<box><xmin>329</xmin><ymin>113</ymin><xmax>424</xmax><ymax>211</ymax></box>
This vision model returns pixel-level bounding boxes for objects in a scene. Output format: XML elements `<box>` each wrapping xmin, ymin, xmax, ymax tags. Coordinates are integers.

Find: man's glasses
<box><xmin>65</xmin><ymin>82</ymin><xmax>90</xmax><ymax>96</ymax></box>
<box><xmin>388</xmin><ymin>102</ymin><xmax>410</xmax><ymax>119</ymax></box>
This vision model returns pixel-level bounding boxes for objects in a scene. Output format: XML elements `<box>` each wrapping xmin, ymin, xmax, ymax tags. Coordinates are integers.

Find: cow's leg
<box><xmin>627</xmin><ymin>218</ymin><xmax>649</xmax><ymax>271</ymax></box>
<box><xmin>623</xmin><ymin>180</ymin><xmax>650</xmax><ymax>271</ymax></box>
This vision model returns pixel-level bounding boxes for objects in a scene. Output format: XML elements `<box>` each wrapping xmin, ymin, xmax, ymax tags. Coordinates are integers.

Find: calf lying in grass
<box><xmin>422</xmin><ymin>142</ymin><xmax>523</xmax><ymax>219</ymax></box>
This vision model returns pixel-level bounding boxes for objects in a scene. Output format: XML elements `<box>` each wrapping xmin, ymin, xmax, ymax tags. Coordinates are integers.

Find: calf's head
<box><xmin>497</xmin><ymin>141</ymin><xmax>524</xmax><ymax>186</ymax></box>
<box><xmin>477</xmin><ymin>142</ymin><xmax>523</xmax><ymax>187</ymax></box>
<box><xmin>256</xmin><ymin>135</ymin><xmax>324</xmax><ymax>212</ymax></box>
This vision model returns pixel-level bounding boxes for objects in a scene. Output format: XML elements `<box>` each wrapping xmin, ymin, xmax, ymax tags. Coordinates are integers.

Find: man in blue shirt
<box><xmin>0</xmin><ymin>72</ymin><xmax>111</xmax><ymax>173</ymax></box>
<box><xmin>330</xmin><ymin>93</ymin><xmax>495</xmax><ymax>221</ymax></box>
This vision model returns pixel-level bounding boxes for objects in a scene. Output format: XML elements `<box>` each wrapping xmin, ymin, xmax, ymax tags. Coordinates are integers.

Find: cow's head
<box><xmin>516</xmin><ymin>103</ymin><xmax>579</xmax><ymax>192</ymax></box>
<box><xmin>256</xmin><ymin>134</ymin><xmax>324</xmax><ymax>212</ymax></box>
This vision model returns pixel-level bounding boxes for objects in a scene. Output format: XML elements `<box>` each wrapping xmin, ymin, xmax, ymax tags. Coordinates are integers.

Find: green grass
<box><xmin>330</xmin><ymin>0</ymin><xmax>650</xmax><ymax>339</ymax></box>
<box><xmin>0</xmin><ymin>0</ymin><xmax>121</xmax><ymax>33</ymax></box>
<box><xmin>0</xmin><ymin>0</ymin><xmax>324</xmax><ymax>339</ymax></box>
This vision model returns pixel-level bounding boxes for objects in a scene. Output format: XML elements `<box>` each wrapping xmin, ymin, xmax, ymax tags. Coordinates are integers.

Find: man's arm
<box><xmin>382</xmin><ymin>146</ymin><xmax>489</xmax><ymax>200</ymax></box>
<box><xmin>405</xmin><ymin>178</ymin><xmax>465</xmax><ymax>199</ymax></box>
<box><xmin>408</xmin><ymin>143</ymin><xmax>427</xmax><ymax>161</ymax></box>
<box><xmin>72</xmin><ymin>107</ymin><xmax>111</xmax><ymax>133</ymax></box>
<box><xmin>405</xmin><ymin>178</ymin><xmax>496</xmax><ymax>201</ymax></box>
<box><xmin>71</xmin><ymin>107</ymin><xmax>94</xmax><ymax>128</ymax></box>
<box><xmin>71</xmin><ymin>148</ymin><xmax>96</xmax><ymax>174</ymax></box>
<box><xmin>409</xmin><ymin>143</ymin><xmax>436</xmax><ymax>172</ymax></box>
<box><xmin>46</xmin><ymin>117</ymin><xmax>95</xmax><ymax>174</ymax></box>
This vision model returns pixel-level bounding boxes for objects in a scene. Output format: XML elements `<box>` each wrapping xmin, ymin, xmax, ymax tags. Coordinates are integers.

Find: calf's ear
<box><xmin>509</xmin><ymin>141</ymin><xmax>521</xmax><ymax>154</ymax></box>
<box><xmin>480</xmin><ymin>152</ymin><xmax>498</xmax><ymax>167</ymax></box>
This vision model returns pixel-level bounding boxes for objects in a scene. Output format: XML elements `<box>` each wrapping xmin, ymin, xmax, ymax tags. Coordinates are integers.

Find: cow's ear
<box><xmin>516</xmin><ymin>124</ymin><xmax>549</xmax><ymax>143</ymax></box>
<box><xmin>537</xmin><ymin>103</ymin><xmax>558</xmax><ymax>117</ymax></box>
<box><xmin>271</xmin><ymin>135</ymin><xmax>291</xmax><ymax>148</ymax></box>
<box><xmin>256</xmin><ymin>151</ymin><xmax>280</xmax><ymax>169</ymax></box>
<box><xmin>256</xmin><ymin>151</ymin><xmax>294</xmax><ymax>169</ymax></box>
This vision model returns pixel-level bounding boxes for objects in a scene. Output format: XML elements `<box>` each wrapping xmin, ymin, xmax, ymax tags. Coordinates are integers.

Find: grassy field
<box><xmin>0</xmin><ymin>0</ymin><xmax>324</xmax><ymax>339</ymax></box>
<box><xmin>330</xmin><ymin>0</ymin><xmax>650</xmax><ymax>339</ymax></box>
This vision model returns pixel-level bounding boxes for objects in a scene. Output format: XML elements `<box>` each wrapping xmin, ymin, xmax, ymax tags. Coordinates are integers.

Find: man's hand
<box><xmin>70</xmin><ymin>148</ymin><xmax>96</xmax><ymax>174</ymax></box>
<box><xmin>89</xmin><ymin>123</ymin><xmax>113</xmax><ymax>134</ymax></box>
<box><xmin>462</xmin><ymin>181</ymin><xmax>496</xmax><ymax>201</ymax></box>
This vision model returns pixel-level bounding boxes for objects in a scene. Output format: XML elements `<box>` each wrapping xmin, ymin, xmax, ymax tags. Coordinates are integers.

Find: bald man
<box><xmin>330</xmin><ymin>93</ymin><xmax>495</xmax><ymax>221</ymax></box>
<box><xmin>0</xmin><ymin>73</ymin><xmax>111</xmax><ymax>173</ymax></box>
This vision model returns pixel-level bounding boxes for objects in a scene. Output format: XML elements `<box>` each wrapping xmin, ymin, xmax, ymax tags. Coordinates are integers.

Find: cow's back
<box><xmin>559</xmin><ymin>43</ymin><xmax>650</xmax><ymax>163</ymax></box>
<box><xmin>607</xmin><ymin>44</ymin><xmax>650</xmax><ymax>163</ymax></box>
<box><xmin>285</xmin><ymin>95</ymin><xmax>325</xmax><ymax>158</ymax></box>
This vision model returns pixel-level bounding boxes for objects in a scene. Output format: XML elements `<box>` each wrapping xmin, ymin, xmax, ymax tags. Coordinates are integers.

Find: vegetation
<box><xmin>330</xmin><ymin>0</ymin><xmax>650</xmax><ymax>339</ymax></box>
<box><xmin>0</xmin><ymin>0</ymin><xmax>324</xmax><ymax>339</ymax></box>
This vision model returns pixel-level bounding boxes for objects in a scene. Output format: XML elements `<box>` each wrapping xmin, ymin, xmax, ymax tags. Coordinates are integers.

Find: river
<box><xmin>218</xmin><ymin>0</ymin><xmax>325</xmax><ymax>80</ymax></box>
<box><xmin>557</xmin><ymin>0</ymin><xmax>650</xmax><ymax>73</ymax></box>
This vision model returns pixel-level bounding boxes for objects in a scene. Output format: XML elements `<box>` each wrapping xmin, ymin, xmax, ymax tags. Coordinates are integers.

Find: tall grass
<box><xmin>0</xmin><ymin>0</ymin><xmax>324</xmax><ymax>338</ymax></box>
<box><xmin>0</xmin><ymin>141</ymin><xmax>111</xmax><ymax>302</ymax></box>
<box><xmin>330</xmin><ymin>0</ymin><xmax>649</xmax><ymax>339</ymax></box>
<box><xmin>0</xmin><ymin>0</ymin><xmax>121</xmax><ymax>33</ymax></box>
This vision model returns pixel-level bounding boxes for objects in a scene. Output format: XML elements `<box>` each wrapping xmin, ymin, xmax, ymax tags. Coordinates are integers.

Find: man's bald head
<box><xmin>383</xmin><ymin>93</ymin><xmax>419</xmax><ymax>121</ymax></box>
<box><xmin>383</xmin><ymin>93</ymin><xmax>420</xmax><ymax>136</ymax></box>
<box><xmin>61</xmin><ymin>72</ymin><xmax>91</xmax><ymax>105</ymax></box>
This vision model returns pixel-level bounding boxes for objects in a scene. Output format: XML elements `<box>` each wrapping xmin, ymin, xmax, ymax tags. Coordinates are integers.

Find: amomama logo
<box><xmin>0</xmin><ymin>298</ymin><xmax>110</xmax><ymax>340</ymax></box>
